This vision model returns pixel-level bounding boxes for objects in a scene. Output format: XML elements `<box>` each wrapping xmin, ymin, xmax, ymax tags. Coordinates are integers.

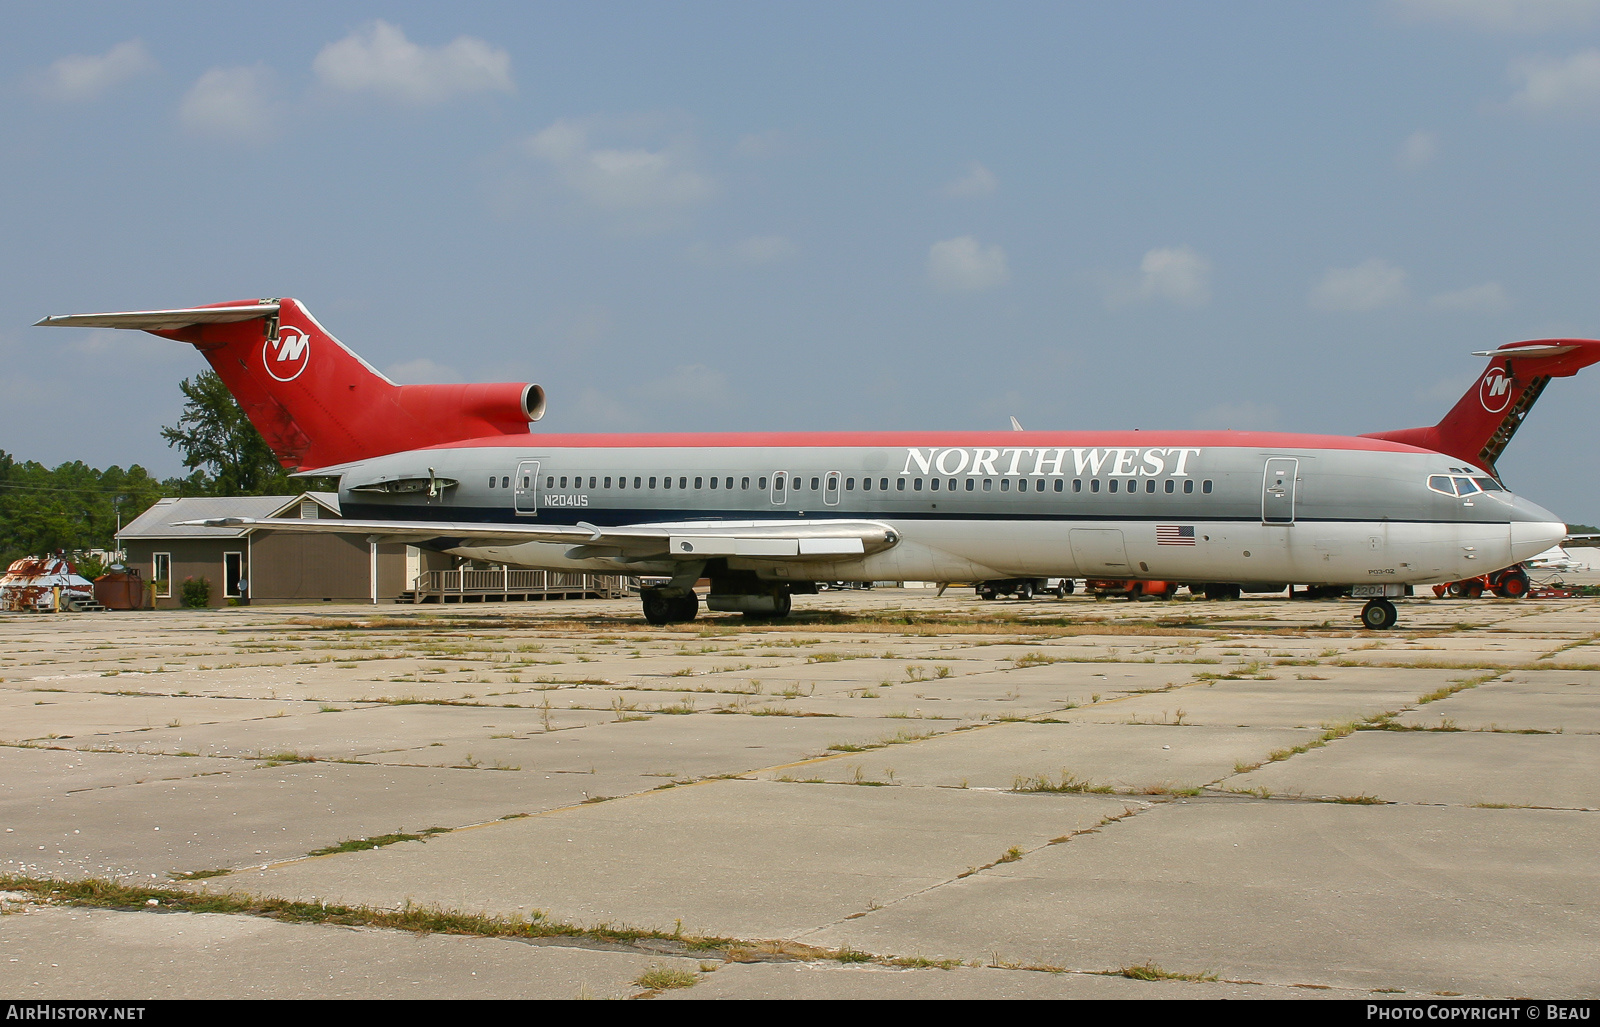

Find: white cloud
<box><xmin>385</xmin><ymin>358</ymin><xmax>462</xmax><ymax>383</ymax></box>
<box><xmin>1398</xmin><ymin>131</ymin><xmax>1439</xmax><ymax>170</ymax></box>
<box><xmin>927</xmin><ymin>236</ymin><xmax>1010</xmax><ymax>292</ymax></box>
<box><xmin>1309</xmin><ymin>258</ymin><xmax>1410</xmax><ymax>312</ymax></box>
<box><xmin>1430</xmin><ymin>281</ymin><xmax>1513</xmax><ymax>312</ymax></box>
<box><xmin>1105</xmin><ymin>246</ymin><xmax>1212</xmax><ymax>307</ymax></box>
<box><xmin>1395</xmin><ymin>0</ymin><xmax>1600</xmax><ymax>33</ymax></box>
<box><xmin>526</xmin><ymin>119</ymin><xmax>714</xmax><ymax>219</ymax></box>
<box><xmin>1505</xmin><ymin>50</ymin><xmax>1600</xmax><ymax>113</ymax></box>
<box><xmin>571</xmin><ymin>365</ymin><xmax>737</xmax><ymax>431</ymax></box>
<box><xmin>179</xmin><ymin>65</ymin><xmax>279</xmax><ymax>143</ymax></box>
<box><xmin>941</xmin><ymin>162</ymin><xmax>998</xmax><ymax>198</ymax></box>
<box><xmin>313</xmin><ymin>20</ymin><xmax>513</xmax><ymax>105</ymax></box>
<box><xmin>33</xmin><ymin>39</ymin><xmax>156</xmax><ymax>101</ymax></box>
<box><xmin>1192</xmin><ymin>402</ymin><xmax>1280</xmax><ymax>431</ymax></box>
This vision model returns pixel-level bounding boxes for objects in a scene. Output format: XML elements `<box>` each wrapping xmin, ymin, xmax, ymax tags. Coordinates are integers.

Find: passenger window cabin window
<box><xmin>965</xmin><ymin>479</ymin><xmax>974</xmax><ymax>491</ymax></box>
<box><xmin>695</xmin><ymin>477</ymin><xmax>703</xmax><ymax>489</ymax></box>
<box><xmin>1146</xmin><ymin>480</ymin><xmax>1155</xmax><ymax>494</ymax></box>
<box><xmin>1184</xmin><ymin>479</ymin><xmax>1194</xmax><ymax>494</ymax></box>
<box><xmin>605</xmin><ymin>477</ymin><xmax>612</xmax><ymax>488</ymax></box>
<box><xmin>663</xmin><ymin>476</ymin><xmax>672</xmax><ymax>489</ymax></box>
<box><xmin>488</xmin><ymin>476</ymin><xmax>496</xmax><ymax>488</ymax></box>
<box><xmin>1091</xmin><ymin>479</ymin><xmax>1100</xmax><ymax>493</ymax></box>
<box><xmin>560</xmin><ymin>476</ymin><xmax>567</xmax><ymax>488</ymax></box>
<box><xmin>774</xmin><ymin>474</ymin><xmax>785</xmax><ymax>490</ymax></box>
<box><xmin>862</xmin><ymin>477</ymin><xmax>872</xmax><ymax>491</ymax></box>
<box><xmin>878</xmin><ymin>478</ymin><xmax>888</xmax><ymax>491</ymax></box>
<box><xmin>1127</xmin><ymin>480</ymin><xmax>1137</xmax><ymax>493</ymax></box>
<box><xmin>709</xmin><ymin>476</ymin><xmax>717</xmax><ymax>489</ymax></box>
<box><xmin>759</xmin><ymin>476</ymin><xmax>768</xmax><ymax>489</ymax></box>
<box><xmin>1001</xmin><ymin>479</ymin><xmax>1010</xmax><ymax>492</ymax></box>
<box><xmin>929</xmin><ymin>478</ymin><xmax>938</xmax><ymax>491</ymax></box>
<box><xmin>742</xmin><ymin>477</ymin><xmax>751</xmax><ymax>489</ymax></box>
<box><xmin>897</xmin><ymin>478</ymin><xmax>906</xmax><ymax>491</ymax></box>
<box><xmin>846</xmin><ymin>478</ymin><xmax>855</xmax><ymax>490</ymax></box>
<box><xmin>1054</xmin><ymin>479</ymin><xmax>1063</xmax><ymax>492</ymax></box>
<box><xmin>633</xmin><ymin>477</ymin><xmax>641</xmax><ymax>489</ymax></box>
<box><xmin>914</xmin><ymin>478</ymin><xmax>923</xmax><ymax>491</ymax></box>
<box><xmin>1202</xmin><ymin>480</ymin><xmax>1213</xmax><ymax>494</ymax></box>
<box><xmin>1073</xmin><ymin>479</ymin><xmax>1082</xmax><ymax>493</ymax></box>
<box><xmin>982</xmin><ymin>479</ymin><xmax>992</xmax><ymax>492</ymax></box>
<box><xmin>502</xmin><ymin>477</ymin><xmax>510</xmax><ymax>489</ymax></box>
<box><xmin>1109</xmin><ymin>480</ymin><xmax>1118</xmax><ymax>494</ymax></box>
<box><xmin>546</xmin><ymin>476</ymin><xmax>554</xmax><ymax>488</ymax></box>
<box><xmin>679</xmin><ymin>476</ymin><xmax>687</xmax><ymax>489</ymax></box>
<box><xmin>811</xmin><ymin>477</ymin><xmax>820</xmax><ymax>490</ymax></box>
<box><xmin>649</xmin><ymin>477</ymin><xmax>657</xmax><ymax>489</ymax></box>
<box><xmin>589</xmin><ymin>477</ymin><xmax>596</xmax><ymax>488</ymax></box>
<box><xmin>1165</xmin><ymin>479</ymin><xmax>1174</xmax><ymax>493</ymax></box>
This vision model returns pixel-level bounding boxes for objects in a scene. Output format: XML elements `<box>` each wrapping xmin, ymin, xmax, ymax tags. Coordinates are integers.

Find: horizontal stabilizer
<box><xmin>35</xmin><ymin>304</ymin><xmax>280</xmax><ymax>331</ymax></box>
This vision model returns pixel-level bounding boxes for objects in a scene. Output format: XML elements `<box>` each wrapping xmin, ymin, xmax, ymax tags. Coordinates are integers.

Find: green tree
<box><xmin>160</xmin><ymin>370</ymin><xmax>301</xmax><ymax>495</ymax></box>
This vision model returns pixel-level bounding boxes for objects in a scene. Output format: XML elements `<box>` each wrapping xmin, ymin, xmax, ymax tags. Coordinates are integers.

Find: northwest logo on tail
<box><xmin>264</xmin><ymin>326</ymin><xmax>310</xmax><ymax>382</ymax></box>
<box><xmin>1479</xmin><ymin>366</ymin><xmax>1513</xmax><ymax>413</ymax></box>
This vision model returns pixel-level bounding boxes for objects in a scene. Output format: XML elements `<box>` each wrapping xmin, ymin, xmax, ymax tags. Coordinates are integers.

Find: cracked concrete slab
<box><xmin>1231</xmin><ymin>729</ymin><xmax>1600</xmax><ymax>809</ymax></box>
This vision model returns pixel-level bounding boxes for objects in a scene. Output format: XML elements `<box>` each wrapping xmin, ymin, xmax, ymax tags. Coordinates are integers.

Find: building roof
<box><xmin>118</xmin><ymin>492</ymin><xmax>340</xmax><ymax>540</ymax></box>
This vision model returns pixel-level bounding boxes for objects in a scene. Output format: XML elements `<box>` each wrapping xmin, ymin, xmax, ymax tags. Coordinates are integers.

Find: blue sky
<box><xmin>3</xmin><ymin>1</ymin><xmax>1598</xmax><ymax>521</ymax></box>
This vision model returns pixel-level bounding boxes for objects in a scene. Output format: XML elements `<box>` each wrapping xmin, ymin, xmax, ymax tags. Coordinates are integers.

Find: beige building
<box><xmin>117</xmin><ymin>493</ymin><xmax>437</xmax><ymax>608</ymax></box>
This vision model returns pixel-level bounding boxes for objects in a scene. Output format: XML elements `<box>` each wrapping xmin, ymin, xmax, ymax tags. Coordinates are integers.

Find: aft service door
<box><xmin>1069</xmin><ymin>528</ymin><xmax>1131</xmax><ymax>575</ymax></box>
<box><xmin>514</xmin><ymin>460</ymin><xmax>540</xmax><ymax>516</ymax></box>
<box><xmin>1262</xmin><ymin>458</ymin><xmax>1298</xmax><ymax>524</ymax></box>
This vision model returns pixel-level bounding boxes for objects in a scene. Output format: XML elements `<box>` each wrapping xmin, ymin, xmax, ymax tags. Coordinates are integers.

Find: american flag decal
<box><xmin>1156</xmin><ymin>525</ymin><xmax>1196</xmax><ymax>546</ymax></box>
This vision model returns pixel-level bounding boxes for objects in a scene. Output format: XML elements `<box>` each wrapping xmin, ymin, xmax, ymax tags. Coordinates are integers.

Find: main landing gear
<box><xmin>1360</xmin><ymin>598</ymin><xmax>1398</xmax><ymax>630</ymax></box>
<box><xmin>641</xmin><ymin>589</ymin><xmax>699</xmax><ymax>625</ymax></box>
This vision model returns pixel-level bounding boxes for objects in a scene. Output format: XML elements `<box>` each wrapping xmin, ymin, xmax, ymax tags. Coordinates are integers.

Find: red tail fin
<box><xmin>40</xmin><ymin>298</ymin><xmax>544</xmax><ymax>471</ymax></box>
<box><xmin>1363</xmin><ymin>339</ymin><xmax>1600</xmax><ymax>475</ymax></box>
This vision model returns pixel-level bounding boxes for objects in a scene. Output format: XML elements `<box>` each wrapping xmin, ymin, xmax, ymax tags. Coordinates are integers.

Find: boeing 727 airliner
<box><xmin>37</xmin><ymin>298</ymin><xmax>1594</xmax><ymax>629</ymax></box>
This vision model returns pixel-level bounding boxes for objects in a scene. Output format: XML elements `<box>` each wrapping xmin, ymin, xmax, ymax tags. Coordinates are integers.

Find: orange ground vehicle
<box><xmin>1086</xmin><ymin>579</ymin><xmax>1179</xmax><ymax>600</ymax></box>
<box><xmin>1430</xmin><ymin>565</ymin><xmax>1530</xmax><ymax>599</ymax></box>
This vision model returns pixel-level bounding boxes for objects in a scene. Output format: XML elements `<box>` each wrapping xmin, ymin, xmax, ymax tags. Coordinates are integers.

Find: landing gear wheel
<box><xmin>1361</xmin><ymin>598</ymin><xmax>1398</xmax><ymax>630</ymax></box>
<box><xmin>641</xmin><ymin>590</ymin><xmax>673</xmax><ymax>625</ymax></box>
<box><xmin>642</xmin><ymin>590</ymin><xmax>698</xmax><ymax>625</ymax></box>
<box><xmin>741</xmin><ymin>592</ymin><xmax>791</xmax><ymax>621</ymax></box>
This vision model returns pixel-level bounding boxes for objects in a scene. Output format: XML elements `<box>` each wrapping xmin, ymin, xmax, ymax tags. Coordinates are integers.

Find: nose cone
<box><xmin>1509</xmin><ymin>495</ymin><xmax>1567</xmax><ymax>563</ymax></box>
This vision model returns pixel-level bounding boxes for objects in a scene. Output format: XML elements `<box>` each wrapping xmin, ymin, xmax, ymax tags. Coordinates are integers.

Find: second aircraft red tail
<box><xmin>1363</xmin><ymin>339</ymin><xmax>1600</xmax><ymax>476</ymax></box>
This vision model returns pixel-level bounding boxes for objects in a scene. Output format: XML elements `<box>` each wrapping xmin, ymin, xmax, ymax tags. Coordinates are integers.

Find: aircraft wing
<box><xmin>175</xmin><ymin>516</ymin><xmax>901</xmax><ymax>559</ymax></box>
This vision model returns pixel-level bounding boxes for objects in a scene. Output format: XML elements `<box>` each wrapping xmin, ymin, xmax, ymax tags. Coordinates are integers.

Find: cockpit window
<box><xmin>1452</xmin><ymin>476</ymin><xmax>1481</xmax><ymax>495</ymax></box>
<box><xmin>1428</xmin><ymin>475</ymin><xmax>1456</xmax><ymax>496</ymax></box>
<box><xmin>1473</xmin><ymin>477</ymin><xmax>1504</xmax><ymax>492</ymax></box>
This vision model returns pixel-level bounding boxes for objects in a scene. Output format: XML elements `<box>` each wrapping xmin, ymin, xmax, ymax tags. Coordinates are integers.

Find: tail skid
<box><xmin>1362</xmin><ymin>339</ymin><xmax>1600</xmax><ymax>476</ymax></box>
<box><xmin>36</xmin><ymin>298</ymin><xmax>545</xmax><ymax>471</ymax></box>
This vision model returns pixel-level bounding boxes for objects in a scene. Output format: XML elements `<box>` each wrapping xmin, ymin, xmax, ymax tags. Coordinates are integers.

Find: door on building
<box><xmin>223</xmin><ymin>552</ymin><xmax>244</xmax><ymax>598</ymax></box>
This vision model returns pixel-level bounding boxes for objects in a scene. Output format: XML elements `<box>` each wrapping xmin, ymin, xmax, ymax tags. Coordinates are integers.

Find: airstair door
<box><xmin>1262</xmin><ymin>458</ymin><xmax>1298</xmax><ymax>524</ymax></box>
<box><xmin>514</xmin><ymin>460</ymin><xmax>541</xmax><ymax>516</ymax></box>
<box><xmin>1069</xmin><ymin>528</ymin><xmax>1131</xmax><ymax>575</ymax></box>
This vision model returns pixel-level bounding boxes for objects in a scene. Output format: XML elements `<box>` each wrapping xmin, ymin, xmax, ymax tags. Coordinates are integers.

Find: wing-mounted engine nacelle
<box><xmin>392</xmin><ymin>382</ymin><xmax>547</xmax><ymax>435</ymax></box>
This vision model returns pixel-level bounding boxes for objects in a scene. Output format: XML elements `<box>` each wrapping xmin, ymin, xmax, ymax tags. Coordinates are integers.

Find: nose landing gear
<box><xmin>1360</xmin><ymin>598</ymin><xmax>1398</xmax><ymax>630</ymax></box>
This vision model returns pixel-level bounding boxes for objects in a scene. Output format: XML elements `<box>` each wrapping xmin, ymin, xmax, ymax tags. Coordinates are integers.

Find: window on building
<box><xmin>153</xmin><ymin>553</ymin><xmax>171</xmax><ymax>598</ymax></box>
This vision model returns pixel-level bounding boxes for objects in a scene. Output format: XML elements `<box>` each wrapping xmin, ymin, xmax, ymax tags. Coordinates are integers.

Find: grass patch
<box><xmin>1012</xmin><ymin>771</ymin><xmax>1114</xmax><ymax>794</ymax></box>
<box><xmin>307</xmin><ymin>828</ymin><xmax>449</xmax><ymax>857</ymax></box>
<box><xmin>1116</xmin><ymin>962</ymin><xmax>1219</xmax><ymax>983</ymax></box>
<box><xmin>634</xmin><ymin>964</ymin><xmax>698</xmax><ymax>991</ymax></box>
